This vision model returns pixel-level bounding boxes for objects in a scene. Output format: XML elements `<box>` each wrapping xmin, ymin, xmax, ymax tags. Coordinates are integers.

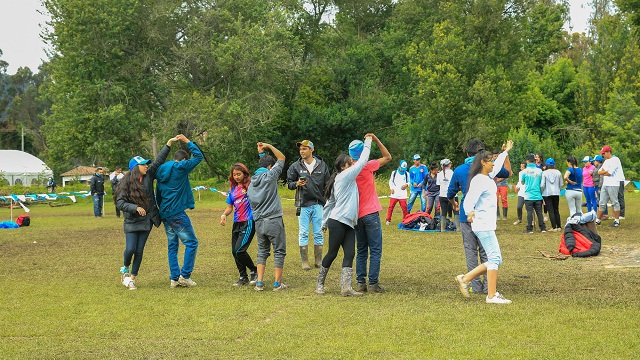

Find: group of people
<box><xmin>512</xmin><ymin>145</ymin><xmax>626</xmax><ymax>234</ymax></box>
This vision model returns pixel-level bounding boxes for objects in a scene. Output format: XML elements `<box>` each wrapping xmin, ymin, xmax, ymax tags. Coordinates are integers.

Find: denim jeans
<box><xmin>355</xmin><ymin>212</ymin><xmax>383</xmax><ymax>285</ymax></box>
<box><xmin>124</xmin><ymin>230</ymin><xmax>151</xmax><ymax>276</ymax></box>
<box><xmin>407</xmin><ymin>191</ymin><xmax>425</xmax><ymax>213</ymax></box>
<box><xmin>298</xmin><ymin>204</ymin><xmax>324</xmax><ymax>246</ymax></box>
<box><xmin>473</xmin><ymin>231</ymin><xmax>502</xmax><ymax>271</ymax></box>
<box><xmin>163</xmin><ymin>211</ymin><xmax>199</xmax><ymax>280</ymax></box>
<box><xmin>92</xmin><ymin>194</ymin><xmax>103</xmax><ymax>217</ymax></box>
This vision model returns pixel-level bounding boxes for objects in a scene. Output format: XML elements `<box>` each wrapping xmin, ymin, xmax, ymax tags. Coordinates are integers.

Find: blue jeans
<box><xmin>584</xmin><ymin>186</ymin><xmax>597</xmax><ymax>212</ymax></box>
<box><xmin>163</xmin><ymin>211</ymin><xmax>199</xmax><ymax>280</ymax></box>
<box><xmin>474</xmin><ymin>231</ymin><xmax>502</xmax><ymax>271</ymax></box>
<box><xmin>407</xmin><ymin>191</ymin><xmax>425</xmax><ymax>213</ymax></box>
<box><xmin>298</xmin><ymin>204</ymin><xmax>324</xmax><ymax>246</ymax></box>
<box><xmin>355</xmin><ymin>212</ymin><xmax>383</xmax><ymax>285</ymax></box>
<box><xmin>124</xmin><ymin>231</ymin><xmax>151</xmax><ymax>276</ymax></box>
<box><xmin>92</xmin><ymin>194</ymin><xmax>103</xmax><ymax>217</ymax></box>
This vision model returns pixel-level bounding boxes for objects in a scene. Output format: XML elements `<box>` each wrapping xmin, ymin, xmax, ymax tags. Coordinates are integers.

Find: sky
<box><xmin>0</xmin><ymin>0</ymin><xmax>594</xmax><ymax>75</ymax></box>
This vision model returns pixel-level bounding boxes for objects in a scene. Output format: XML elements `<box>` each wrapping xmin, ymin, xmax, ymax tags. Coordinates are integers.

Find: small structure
<box><xmin>60</xmin><ymin>166</ymin><xmax>99</xmax><ymax>187</ymax></box>
<box><xmin>0</xmin><ymin>150</ymin><xmax>54</xmax><ymax>186</ymax></box>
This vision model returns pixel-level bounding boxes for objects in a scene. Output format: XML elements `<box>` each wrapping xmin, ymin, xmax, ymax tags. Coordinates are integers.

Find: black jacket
<box><xmin>286</xmin><ymin>156</ymin><xmax>330</xmax><ymax>207</ymax></box>
<box><xmin>89</xmin><ymin>174</ymin><xmax>105</xmax><ymax>195</ymax></box>
<box><xmin>116</xmin><ymin>145</ymin><xmax>171</xmax><ymax>233</ymax></box>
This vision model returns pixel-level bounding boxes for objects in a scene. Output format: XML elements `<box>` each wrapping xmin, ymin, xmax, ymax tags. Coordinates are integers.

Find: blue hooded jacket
<box><xmin>155</xmin><ymin>142</ymin><xmax>204</xmax><ymax>220</ymax></box>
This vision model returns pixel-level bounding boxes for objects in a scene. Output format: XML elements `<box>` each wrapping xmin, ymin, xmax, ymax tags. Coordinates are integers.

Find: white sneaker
<box><xmin>127</xmin><ymin>279</ymin><xmax>137</xmax><ymax>290</ymax></box>
<box><xmin>385</xmin><ymin>221</ymin><xmax>391</xmax><ymax>225</ymax></box>
<box><xmin>179</xmin><ymin>275</ymin><xmax>197</xmax><ymax>287</ymax></box>
<box><xmin>122</xmin><ymin>274</ymin><xmax>131</xmax><ymax>287</ymax></box>
<box><xmin>455</xmin><ymin>274</ymin><xmax>470</xmax><ymax>298</ymax></box>
<box><xmin>486</xmin><ymin>292</ymin><xmax>512</xmax><ymax>304</ymax></box>
<box><xmin>170</xmin><ymin>279</ymin><xmax>183</xmax><ymax>288</ymax></box>
<box><xmin>619</xmin><ymin>216</ymin><xmax>625</xmax><ymax>220</ymax></box>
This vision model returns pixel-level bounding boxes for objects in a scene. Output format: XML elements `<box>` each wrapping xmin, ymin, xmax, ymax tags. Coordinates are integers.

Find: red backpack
<box><xmin>16</xmin><ymin>214</ymin><xmax>30</xmax><ymax>227</ymax></box>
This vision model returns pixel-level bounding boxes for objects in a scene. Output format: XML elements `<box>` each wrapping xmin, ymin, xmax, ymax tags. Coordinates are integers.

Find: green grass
<box><xmin>1</xmin><ymin>190</ymin><xmax>639</xmax><ymax>359</ymax></box>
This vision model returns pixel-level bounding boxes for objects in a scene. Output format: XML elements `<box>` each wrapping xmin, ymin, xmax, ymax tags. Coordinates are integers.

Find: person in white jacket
<box><xmin>540</xmin><ymin>158</ymin><xmax>564</xmax><ymax>231</ymax></box>
<box><xmin>436</xmin><ymin>158</ymin><xmax>455</xmax><ymax>231</ymax></box>
<box><xmin>385</xmin><ymin>160</ymin><xmax>410</xmax><ymax>225</ymax></box>
<box><xmin>455</xmin><ymin>140</ymin><xmax>514</xmax><ymax>304</ymax></box>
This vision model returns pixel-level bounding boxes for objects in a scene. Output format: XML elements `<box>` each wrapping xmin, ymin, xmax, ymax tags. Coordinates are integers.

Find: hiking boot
<box><xmin>273</xmin><ymin>283</ymin><xmax>288</xmax><ymax>292</ymax></box>
<box><xmin>356</xmin><ymin>283</ymin><xmax>367</xmax><ymax>293</ymax></box>
<box><xmin>233</xmin><ymin>277</ymin><xmax>249</xmax><ymax>286</ymax></box>
<box><xmin>127</xmin><ymin>279</ymin><xmax>137</xmax><ymax>290</ymax></box>
<box><xmin>178</xmin><ymin>275</ymin><xmax>197</xmax><ymax>287</ymax></box>
<box><xmin>486</xmin><ymin>292</ymin><xmax>512</xmax><ymax>304</ymax></box>
<box><xmin>611</xmin><ymin>220</ymin><xmax>620</xmax><ymax>227</ymax></box>
<box><xmin>254</xmin><ymin>281</ymin><xmax>264</xmax><ymax>291</ymax></box>
<box><xmin>249</xmin><ymin>272</ymin><xmax>258</xmax><ymax>285</ymax></box>
<box><xmin>370</xmin><ymin>283</ymin><xmax>385</xmax><ymax>293</ymax></box>
<box><xmin>455</xmin><ymin>274</ymin><xmax>470</xmax><ymax>298</ymax></box>
<box><xmin>170</xmin><ymin>279</ymin><xmax>183</xmax><ymax>288</ymax></box>
<box><xmin>314</xmin><ymin>245</ymin><xmax>323</xmax><ymax>268</ymax></box>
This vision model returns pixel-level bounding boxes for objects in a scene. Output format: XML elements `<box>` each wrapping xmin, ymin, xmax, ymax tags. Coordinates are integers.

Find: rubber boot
<box><xmin>313</xmin><ymin>245</ymin><xmax>323</xmax><ymax>268</ymax></box>
<box><xmin>454</xmin><ymin>214</ymin><xmax>460</xmax><ymax>230</ymax></box>
<box><xmin>340</xmin><ymin>267</ymin><xmax>363</xmax><ymax>297</ymax></box>
<box><xmin>440</xmin><ymin>216</ymin><xmax>447</xmax><ymax>232</ymax></box>
<box><xmin>503</xmin><ymin>208</ymin><xmax>508</xmax><ymax>220</ymax></box>
<box><xmin>315</xmin><ymin>266</ymin><xmax>329</xmax><ymax>294</ymax></box>
<box><xmin>300</xmin><ymin>246</ymin><xmax>310</xmax><ymax>271</ymax></box>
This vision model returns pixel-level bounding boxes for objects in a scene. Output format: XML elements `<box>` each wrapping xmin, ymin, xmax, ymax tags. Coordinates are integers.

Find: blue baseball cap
<box><xmin>129</xmin><ymin>156</ymin><xmax>152</xmax><ymax>170</ymax></box>
<box><xmin>594</xmin><ymin>155</ymin><xmax>604</xmax><ymax>162</ymax></box>
<box><xmin>413</xmin><ymin>154</ymin><xmax>421</xmax><ymax>161</ymax></box>
<box><xmin>545</xmin><ymin>158</ymin><xmax>555</xmax><ymax>167</ymax></box>
<box><xmin>348</xmin><ymin>140</ymin><xmax>364</xmax><ymax>160</ymax></box>
<box><xmin>399</xmin><ymin>160</ymin><xmax>407</xmax><ymax>169</ymax></box>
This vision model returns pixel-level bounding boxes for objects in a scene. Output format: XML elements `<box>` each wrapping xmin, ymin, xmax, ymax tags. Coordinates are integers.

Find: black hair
<box><xmin>113</xmin><ymin>166</ymin><xmax>149</xmax><ymax>208</ymax></box>
<box><xmin>174</xmin><ymin>149</ymin><xmax>189</xmax><ymax>161</ymax></box>
<box><xmin>566</xmin><ymin>156</ymin><xmax>578</xmax><ymax>167</ymax></box>
<box><xmin>324</xmin><ymin>154</ymin><xmax>352</xmax><ymax>200</ymax></box>
<box><xmin>466</xmin><ymin>139</ymin><xmax>485</xmax><ymax>156</ymax></box>
<box><xmin>466</xmin><ymin>150</ymin><xmax>493</xmax><ymax>190</ymax></box>
<box><xmin>525</xmin><ymin>153</ymin><xmax>536</xmax><ymax>163</ymax></box>
<box><xmin>492</xmin><ymin>149</ymin><xmax>501</xmax><ymax>155</ymax></box>
<box><xmin>258</xmin><ymin>154</ymin><xmax>276</xmax><ymax>169</ymax></box>
<box><xmin>429</xmin><ymin>163</ymin><xmax>438</xmax><ymax>171</ymax></box>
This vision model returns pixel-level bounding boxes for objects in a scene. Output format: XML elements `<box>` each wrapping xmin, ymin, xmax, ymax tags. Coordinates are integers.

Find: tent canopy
<box><xmin>0</xmin><ymin>150</ymin><xmax>54</xmax><ymax>186</ymax></box>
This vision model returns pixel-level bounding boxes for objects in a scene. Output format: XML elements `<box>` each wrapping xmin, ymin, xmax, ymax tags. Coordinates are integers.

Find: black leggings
<box><xmin>543</xmin><ymin>195</ymin><xmax>561</xmax><ymax>229</ymax></box>
<box><xmin>322</xmin><ymin>219</ymin><xmax>356</xmax><ymax>268</ymax></box>
<box><xmin>232</xmin><ymin>220</ymin><xmax>257</xmax><ymax>278</ymax></box>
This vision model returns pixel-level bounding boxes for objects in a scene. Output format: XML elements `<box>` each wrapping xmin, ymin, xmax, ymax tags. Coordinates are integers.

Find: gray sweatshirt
<box><xmin>248</xmin><ymin>160</ymin><xmax>285</xmax><ymax>220</ymax></box>
<box><xmin>322</xmin><ymin>137</ymin><xmax>372</xmax><ymax>229</ymax></box>
<box><xmin>541</xmin><ymin>169</ymin><xmax>563</xmax><ymax>197</ymax></box>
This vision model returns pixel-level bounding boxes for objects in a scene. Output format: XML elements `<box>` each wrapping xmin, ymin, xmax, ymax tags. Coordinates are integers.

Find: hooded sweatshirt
<box><xmin>541</xmin><ymin>168</ymin><xmax>563</xmax><ymax>197</ymax></box>
<box><xmin>155</xmin><ymin>142</ymin><xmax>203</xmax><ymax>220</ymax></box>
<box><xmin>389</xmin><ymin>162</ymin><xmax>409</xmax><ymax>200</ymax></box>
<box><xmin>248</xmin><ymin>160</ymin><xmax>285</xmax><ymax>220</ymax></box>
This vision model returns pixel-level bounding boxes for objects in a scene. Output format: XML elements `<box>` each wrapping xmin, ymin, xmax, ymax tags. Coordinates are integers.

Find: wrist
<box><xmin>258</xmin><ymin>152</ymin><xmax>265</xmax><ymax>157</ymax></box>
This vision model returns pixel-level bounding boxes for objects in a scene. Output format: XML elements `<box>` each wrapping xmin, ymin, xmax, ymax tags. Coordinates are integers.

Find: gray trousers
<box><xmin>255</xmin><ymin>217</ymin><xmax>287</xmax><ymax>268</ymax></box>
<box><xmin>460</xmin><ymin>222</ymin><xmax>488</xmax><ymax>293</ymax></box>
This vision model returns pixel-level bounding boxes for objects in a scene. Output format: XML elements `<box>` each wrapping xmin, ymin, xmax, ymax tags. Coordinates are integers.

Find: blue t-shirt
<box><xmin>226</xmin><ymin>186</ymin><xmax>253</xmax><ymax>222</ymax></box>
<box><xmin>409</xmin><ymin>164</ymin><xmax>428</xmax><ymax>193</ymax></box>
<box><xmin>522</xmin><ymin>164</ymin><xmax>543</xmax><ymax>201</ymax></box>
<box><xmin>566</xmin><ymin>167</ymin><xmax>583</xmax><ymax>191</ymax></box>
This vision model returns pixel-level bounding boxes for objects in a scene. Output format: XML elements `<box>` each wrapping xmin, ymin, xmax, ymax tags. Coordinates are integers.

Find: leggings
<box><xmin>322</xmin><ymin>219</ymin><xmax>356</xmax><ymax>268</ymax></box>
<box><xmin>565</xmin><ymin>189</ymin><xmax>583</xmax><ymax>216</ymax></box>
<box><xmin>584</xmin><ymin>186</ymin><xmax>597</xmax><ymax>212</ymax></box>
<box><xmin>124</xmin><ymin>230</ymin><xmax>151</xmax><ymax>276</ymax></box>
<box><xmin>516</xmin><ymin>196</ymin><xmax>525</xmax><ymax>221</ymax></box>
<box><xmin>232</xmin><ymin>220</ymin><xmax>257</xmax><ymax>278</ymax></box>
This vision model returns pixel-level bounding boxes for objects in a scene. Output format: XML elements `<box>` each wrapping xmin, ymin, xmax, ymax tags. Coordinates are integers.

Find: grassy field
<box><xmin>1</xmin><ymin>189</ymin><xmax>639</xmax><ymax>359</ymax></box>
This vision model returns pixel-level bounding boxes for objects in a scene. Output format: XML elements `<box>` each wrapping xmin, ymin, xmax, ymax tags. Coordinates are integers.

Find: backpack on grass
<box><xmin>16</xmin><ymin>214</ymin><xmax>30</xmax><ymax>227</ymax></box>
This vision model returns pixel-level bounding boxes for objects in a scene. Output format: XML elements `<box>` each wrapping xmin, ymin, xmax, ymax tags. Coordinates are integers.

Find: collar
<box><xmin>254</xmin><ymin>167</ymin><xmax>269</xmax><ymax>175</ymax></box>
<box><xmin>464</xmin><ymin>156</ymin><xmax>474</xmax><ymax>164</ymax></box>
<box><xmin>526</xmin><ymin>163</ymin><xmax>537</xmax><ymax>168</ymax></box>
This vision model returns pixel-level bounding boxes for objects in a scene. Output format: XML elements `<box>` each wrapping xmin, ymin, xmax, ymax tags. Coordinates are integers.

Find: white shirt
<box><xmin>304</xmin><ymin>158</ymin><xmax>317</xmax><ymax>174</ymax></box>
<box><xmin>389</xmin><ymin>170</ymin><xmax>409</xmax><ymax>199</ymax></box>
<box><xmin>601</xmin><ymin>156</ymin><xmax>624</xmax><ymax>186</ymax></box>
<box><xmin>516</xmin><ymin>171</ymin><xmax>526</xmax><ymax>197</ymax></box>
<box><xmin>462</xmin><ymin>151</ymin><xmax>508</xmax><ymax>232</ymax></box>
<box><xmin>436</xmin><ymin>168</ymin><xmax>453</xmax><ymax>198</ymax></box>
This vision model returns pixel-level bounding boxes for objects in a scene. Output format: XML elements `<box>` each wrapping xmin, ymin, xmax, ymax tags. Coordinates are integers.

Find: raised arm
<box><xmin>370</xmin><ymin>134</ymin><xmax>392</xmax><ymax>166</ymax></box>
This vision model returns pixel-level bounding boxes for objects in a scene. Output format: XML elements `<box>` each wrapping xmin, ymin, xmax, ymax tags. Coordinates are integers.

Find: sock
<box><xmin>273</xmin><ymin>281</ymin><xmax>281</xmax><ymax>287</ymax></box>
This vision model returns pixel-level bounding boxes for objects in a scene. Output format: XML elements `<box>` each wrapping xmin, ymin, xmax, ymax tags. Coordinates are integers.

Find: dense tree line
<box><xmin>1</xmin><ymin>0</ymin><xmax>639</xmax><ymax>181</ymax></box>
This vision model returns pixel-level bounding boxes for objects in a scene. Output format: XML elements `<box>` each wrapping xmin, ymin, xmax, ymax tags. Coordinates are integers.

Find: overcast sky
<box><xmin>0</xmin><ymin>0</ymin><xmax>594</xmax><ymax>75</ymax></box>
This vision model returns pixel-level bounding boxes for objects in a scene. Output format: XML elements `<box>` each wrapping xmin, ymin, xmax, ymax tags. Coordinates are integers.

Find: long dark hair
<box><xmin>113</xmin><ymin>166</ymin><xmax>149</xmax><ymax>208</ymax></box>
<box><xmin>567</xmin><ymin>156</ymin><xmax>578</xmax><ymax>168</ymax></box>
<box><xmin>324</xmin><ymin>154</ymin><xmax>352</xmax><ymax>200</ymax></box>
<box><xmin>229</xmin><ymin>163</ymin><xmax>250</xmax><ymax>190</ymax></box>
<box><xmin>466</xmin><ymin>150</ymin><xmax>493</xmax><ymax>190</ymax></box>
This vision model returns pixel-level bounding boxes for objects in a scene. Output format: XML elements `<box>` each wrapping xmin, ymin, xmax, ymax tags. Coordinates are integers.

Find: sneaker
<box><xmin>356</xmin><ymin>283</ymin><xmax>367</xmax><ymax>293</ymax></box>
<box><xmin>522</xmin><ymin>230</ymin><xmax>533</xmax><ymax>234</ymax></box>
<box><xmin>127</xmin><ymin>279</ymin><xmax>137</xmax><ymax>290</ymax></box>
<box><xmin>455</xmin><ymin>274</ymin><xmax>470</xmax><ymax>298</ymax></box>
<box><xmin>170</xmin><ymin>279</ymin><xmax>182</xmax><ymax>288</ymax></box>
<box><xmin>619</xmin><ymin>216</ymin><xmax>625</xmax><ymax>220</ymax></box>
<box><xmin>370</xmin><ymin>283</ymin><xmax>385</xmax><ymax>293</ymax></box>
<box><xmin>611</xmin><ymin>221</ymin><xmax>620</xmax><ymax>227</ymax></box>
<box><xmin>120</xmin><ymin>266</ymin><xmax>130</xmax><ymax>284</ymax></box>
<box><xmin>512</xmin><ymin>220</ymin><xmax>521</xmax><ymax>225</ymax></box>
<box><xmin>486</xmin><ymin>292</ymin><xmax>512</xmax><ymax>304</ymax></box>
<box><xmin>385</xmin><ymin>221</ymin><xmax>391</xmax><ymax>225</ymax></box>
<box><xmin>595</xmin><ymin>219</ymin><xmax>602</xmax><ymax>225</ymax></box>
<box><xmin>178</xmin><ymin>275</ymin><xmax>197</xmax><ymax>287</ymax></box>
<box><xmin>541</xmin><ymin>230</ymin><xmax>547</xmax><ymax>233</ymax></box>
<box><xmin>273</xmin><ymin>283</ymin><xmax>288</xmax><ymax>291</ymax></box>
<box><xmin>233</xmin><ymin>277</ymin><xmax>249</xmax><ymax>286</ymax></box>
<box><xmin>122</xmin><ymin>273</ymin><xmax>131</xmax><ymax>287</ymax></box>
<box><xmin>249</xmin><ymin>272</ymin><xmax>258</xmax><ymax>285</ymax></box>
<box><xmin>254</xmin><ymin>281</ymin><xmax>264</xmax><ymax>291</ymax></box>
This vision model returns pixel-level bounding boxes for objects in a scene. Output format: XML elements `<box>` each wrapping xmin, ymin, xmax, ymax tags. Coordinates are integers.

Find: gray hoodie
<box><xmin>541</xmin><ymin>169</ymin><xmax>563</xmax><ymax>197</ymax></box>
<box><xmin>248</xmin><ymin>160</ymin><xmax>285</xmax><ymax>220</ymax></box>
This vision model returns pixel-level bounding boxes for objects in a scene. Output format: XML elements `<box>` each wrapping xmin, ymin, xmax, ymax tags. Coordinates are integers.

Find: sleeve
<box><xmin>174</xmin><ymin>142</ymin><xmax>204</xmax><ymax>174</ymax></box>
<box><xmin>462</xmin><ymin>177</ymin><xmax>482</xmax><ymax>216</ymax></box>
<box><xmin>148</xmin><ymin>145</ymin><xmax>171</xmax><ymax>178</ymax></box>
<box><xmin>447</xmin><ymin>169</ymin><xmax>461</xmax><ymax>199</ymax></box>
<box><xmin>225</xmin><ymin>188</ymin><xmax>234</xmax><ymax>206</ymax></box>
<box><xmin>116</xmin><ymin>191</ymin><xmax>140</xmax><ymax>214</ymax></box>
<box><xmin>266</xmin><ymin>160</ymin><xmax>285</xmax><ymax>182</ymax></box>
<box><xmin>489</xmin><ymin>151</ymin><xmax>508</xmax><ymax>179</ymax></box>
<box><xmin>89</xmin><ymin>177</ymin><xmax>96</xmax><ymax>193</ymax></box>
<box><xmin>540</xmin><ymin>172</ymin><xmax>547</xmax><ymax>190</ymax></box>
<box><xmin>286</xmin><ymin>163</ymin><xmax>299</xmax><ymax>190</ymax></box>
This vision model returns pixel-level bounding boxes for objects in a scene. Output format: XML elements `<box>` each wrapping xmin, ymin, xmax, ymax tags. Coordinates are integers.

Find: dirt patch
<box><xmin>594</xmin><ymin>244</ymin><xmax>640</xmax><ymax>268</ymax></box>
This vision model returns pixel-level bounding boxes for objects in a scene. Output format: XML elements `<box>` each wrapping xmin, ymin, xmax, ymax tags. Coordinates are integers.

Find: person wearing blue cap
<box><xmin>386</xmin><ymin>160</ymin><xmax>410</xmax><ymax>225</ymax></box>
<box><xmin>563</xmin><ymin>156</ymin><xmax>583</xmax><ymax>217</ymax></box>
<box><xmin>541</xmin><ymin>158</ymin><xmax>563</xmax><ymax>231</ymax></box>
<box><xmin>582</xmin><ymin>156</ymin><xmax>597</xmax><ymax>212</ymax></box>
<box><xmin>407</xmin><ymin>154</ymin><xmax>428</xmax><ymax>213</ymax></box>
<box><xmin>115</xmin><ymin>135</ymin><xmax>179</xmax><ymax>290</ymax></box>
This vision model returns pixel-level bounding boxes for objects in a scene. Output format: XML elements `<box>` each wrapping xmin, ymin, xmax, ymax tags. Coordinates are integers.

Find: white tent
<box><xmin>0</xmin><ymin>150</ymin><xmax>54</xmax><ymax>186</ymax></box>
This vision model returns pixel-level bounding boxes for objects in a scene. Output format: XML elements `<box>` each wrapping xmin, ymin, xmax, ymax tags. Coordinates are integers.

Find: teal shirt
<box><xmin>522</xmin><ymin>163</ymin><xmax>543</xmax><ymax>201</ymax></box>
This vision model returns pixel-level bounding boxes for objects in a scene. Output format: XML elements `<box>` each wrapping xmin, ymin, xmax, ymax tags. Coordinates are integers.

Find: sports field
<box><xmin>1</xmin><ymin>190</ymin><xmax>639</xmax><ymax>358</ymax></box>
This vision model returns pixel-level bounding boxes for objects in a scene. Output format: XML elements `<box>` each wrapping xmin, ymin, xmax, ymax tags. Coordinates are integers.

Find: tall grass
<box><xmin>1</xmin><ymin>191</ymin><xmax>639</xmax><ymax>359</ymax></box>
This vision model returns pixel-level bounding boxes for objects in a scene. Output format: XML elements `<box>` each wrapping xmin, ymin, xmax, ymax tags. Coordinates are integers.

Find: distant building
<box><xmin>0</xmin><ymin>150</ymin><xmax>53</xmax><ymax>186</ymax></box>
<box><xmin>60</xmin><ymin>166</ymin><xmax>100</xmax><ymax>187</ymax></box>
